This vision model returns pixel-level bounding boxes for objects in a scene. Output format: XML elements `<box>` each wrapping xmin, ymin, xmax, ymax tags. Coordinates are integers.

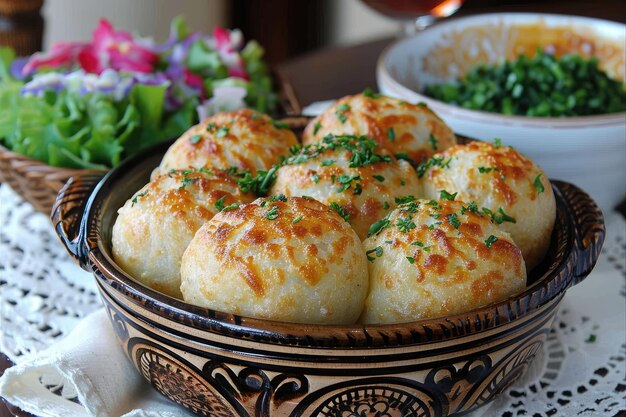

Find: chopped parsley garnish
<box><xmin>206</xmin><ymin>122</ymin><xmax>216</xmax><ymax>132</ymax></box>
<box><xmin>335</xmin><ymin>103</ymin><xmax>350</xmax><ymax>123</ymax></box>
<box><xmin>373</xmin><ymin>174</ymin><xmax>385</xmax><ymax>182</ymax></box>
<box><xmin>417</xmin><ymin>101</ymin><xmax>428</xmax><ymax>107</ymax></box>
<box><xmin>411</xmin><ymin>241</ymin><xmax>431</xmax><ymax>252</ymax></box>
<box><xmin>478</xmin><ymin>166</ymin><xmax>498</xmax><ymax>174</ymax></box>
<box><xmin>387</xmin><ymin>127</ymin><xmax>396</xmax><ymax>142</ymax></box>
<box><xmin>337</xmin><ymin>174</ymin><xmax>361</xmax><ymax>193</ymax></box>
<box><xmin>417</xmin><ymin>156</ymin><xmax>453</xmax><ymax>178</ymax></box>
<box><xmin>292</xmin><ymin>215</ymin><xmax>303</xmax><ymax>224</ymax></box>
<box><xmin>406</xmin><ymin>256</ymin><xmax>415</xmax><ymax>264</ymax></box>
<box><xmin>395</xmin><ymin>195</ymin><xmax>415</xmax><ymax>204</ymax></box>
<box><xmin>396</xmin><ymin>216</ymin><xmax>416</xmax><ymax>233</ymax></box>
<box><xmin>321</xmin><ymin>159</ymin><xmax>335</xmax><ymax>166</ymax></box>
<box><xmin>235</xmin><ymin>166</ymin><xmax>279</xmax><ymax>196</ymax></box>
<box><xmin>313</xmin><ymin>121</ymin><xmax>322</xmax><ymax>135</ymax></box>
<box><xmin>429</xmin><ymin>133</ymin><xmax>438</xmax><ymax>150</ymax></box>
<box><xmin>440</xmin><ymin>189</ymin><xmax>457</xmax><ymax>201</ymax></box>
<box><xmin>400</xmin><ymin>180</ymin><xmax>406</xmax><ymax>186</ymax></box>
<box><xmin>394</xmin><ymin>152</ymin><xmax>417</xmax><ymax>167</ymax></box>
<box><xmin>483</xmin><ymin>207</ymin><xmax>517</xmax><ymax>224</ymax></box>
<box><xmin>430</xmin><ymin>213</ymin><xmax>441</xmax><ymax>219</ymax></box>
<box><xmin>214</xmin><ymin>195</ymin><xmax>226</xmax><ymax>211</ymax></box>
<box><xmin>400</xmin><ymin>202</ymin><xmax>419</xmax><ymax>214</ymax></box>
<box><xmin>272</xmin><ymin>119</ymin><xmax>290</xmax><ymax>129</ymax></box>
<box><xmin>585</xmin><ymin>334</ymin><xmax>597</xmax><ymax>343</ymax></box>
<box><xmin>265</xmin><ymin>205</ymin><xmax>280</xmax><ymax>220</ymax></box>
<box><xmin>428</xmin><ymin>222</ymin><xmax>442</xmax><ymax>230</ymax></box>
<box><xmin>426</xmin><ymin>200</ymin><xmax>441</xmax><ymax>210</ymax></box>
<box><xmin>485</xmin><ymin>235</ymin><xmax>498</xmax><ymax>248</ymax></box>
<box><xmin>269</xmin><ymin>194</ymin><xmax>288</xmax><ymax>202</ymax></box>
<box><xmin>190</xmin><ymin>134</ymin><xmax>202</xmax><ymax>144</ymax></box>
<box><xmin>494</xmin><ymin>138</ymin><xmax>502</xmax><ymax>148</ymax></box>
<box><xmin>423</xmin><ymin>50</ymin><xmax>626</xmax><ymax>117</ymax></box>
<box><xmin>222</xmin><ymin>203</ymin><xmax>239</xmax><ymax>212</ymax></box>
<box><xmin>284</xmin><ymin>135</ymin><xmax>390</xmax><ymax>170</ymax></box>
<box><xmin>178</xmin><ymin>176</ymin><xmax>198</xmax><ymax>190</ymax></box>
<box><xmin>353</xmin><ymin>183</ymin><xmax>363</xmax><ymax>195</ymax></box>
<box><xmin>461</xmin><ymin>201</ymin><xmax>480</xmax><ymax>215</ymax></box>
<box><xmin>329</xmin><ymin>202</ymin><xmax>350</xmax><ymax>222</ymax></box>
<box><xmin>534</xmin><ymin>173</ymin><xmax>545</xmax><ymax>193</ymax></box>
<box><xmin>362</xmin><ymin>87</ymin><xmax>381</xmax><ymax>99</ymax></box>
<box><xmin>216</xmin><ymin>126</ymin><xmax>229</xmax><ymax>138</ymax></box>
<box><xmin>131</xmin><ymin>191</ymin><xmax>148</xmax><ymax>207</ymax></box>
<box><xmin>366</xmin><ymin>246</ymin><xmax>383</xmax><ymax>262</ymax></box>
<box><xmin>312</xmin><ymin>173</ymin><xmax>320</xmax><ymax>184</ymax></box>
<box><xmin>383</xmin><ymin>201</ymin><xmax>390</xmax><ymax>210</ymax></box>
<box><xmin>368</xmin><ymin>216</ymin><xmax>391</xmax><ymax>236</ymax></box>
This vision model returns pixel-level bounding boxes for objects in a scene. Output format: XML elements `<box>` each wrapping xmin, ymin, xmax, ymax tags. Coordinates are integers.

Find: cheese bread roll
<box><xmin>153</xmin><ymin>109</ymin><xmax>297</xmax><ymax>179</ymax></box>
<box><xmin>361</xmin><ymin>198</ymin><xmax>526</xmax><ymax>324</ymax></box>
<box><xmin>303</xmin><ymin>93</ymin><xmax>456</xmax><ymax>163</ymax></box>
<box><xmin>181</xmin><ymin>196</ymin><xmax>369</xmax><ymax>324</ymax></box>
<box><xmin>270</xmin><ymin>134</ymin><xmax>421</xmax><ymax>240</ymax></box>
<box><xmin>420</xmin><ymin>141</ymin><xmax>556</xmax><ymax>269</ymax></box>
<box><xmin>112</xmin><ymin>169</ymin><xmax>254</xmax><ymax>298</ymax></box>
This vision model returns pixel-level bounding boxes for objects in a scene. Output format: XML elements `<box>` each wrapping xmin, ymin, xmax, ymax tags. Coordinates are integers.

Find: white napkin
<box><xmin>0</xmin><ymin>309</ymin><xmax>195</xmax><ymax>417</ymax></box>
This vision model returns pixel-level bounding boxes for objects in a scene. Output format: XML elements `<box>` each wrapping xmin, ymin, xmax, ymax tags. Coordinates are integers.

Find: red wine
<box><xmin>362</xmin><ymin>0</ymin><xmax>464</xmax><ymax>19</ymax></box>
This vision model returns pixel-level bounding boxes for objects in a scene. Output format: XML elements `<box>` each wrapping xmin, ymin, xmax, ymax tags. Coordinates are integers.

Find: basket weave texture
<box><xmin>0</xmin><ymin>144</ymin><xmax>104</xmax><ymax>214</ymax></box>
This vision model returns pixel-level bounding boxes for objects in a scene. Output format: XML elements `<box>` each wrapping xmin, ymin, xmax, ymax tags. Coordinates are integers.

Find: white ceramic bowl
<box><xmin>377</xmin><ymin>13</ymin><xmax>626</xmax><ymax>213</ymax></box>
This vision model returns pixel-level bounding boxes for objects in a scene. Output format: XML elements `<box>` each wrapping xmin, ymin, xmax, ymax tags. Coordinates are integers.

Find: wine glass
<box><xmin>361</xmin><ymin>0</ymin><xmax>465</xmax><ymax>36</ymax></box>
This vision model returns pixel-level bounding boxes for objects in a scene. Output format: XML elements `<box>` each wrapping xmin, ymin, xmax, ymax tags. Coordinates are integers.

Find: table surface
<box><xmin>2</xmin><ymin>9</ymin><xmax>626</xmax><ymax>416</ymax></box>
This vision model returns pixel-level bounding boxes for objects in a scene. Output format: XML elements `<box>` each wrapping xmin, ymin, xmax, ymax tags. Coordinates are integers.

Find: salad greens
<box><xmin>424</xmin><ymin>50</ymin><xmax>626</xmax><ymax>117</ymax></box>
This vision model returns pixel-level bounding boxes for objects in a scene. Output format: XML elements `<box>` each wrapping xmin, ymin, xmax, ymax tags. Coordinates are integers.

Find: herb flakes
<box><xmin>366</xmin><ymin>246</ymin><xmax>383</xmax><ymax>262</ymax></box>
<box><xmin>534</xmin><ymin>173</ymin><xmax>545</xmax><ymax>194</ymax></box>
<box><xmin>329</xmin><ymin>202</ymin><xmax>350</xmax><ymax>222</ymax></box>
<box><xmin>484</xmin><ymin>235</ymin><xmax>498</xmax><ymax>248</ymax></box>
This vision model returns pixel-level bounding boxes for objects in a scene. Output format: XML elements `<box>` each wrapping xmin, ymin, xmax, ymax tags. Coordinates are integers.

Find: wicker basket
<box><xmin>0</xmin><ymin>144</ymin><xmax>105</xmax><ymax>214</ymax></box>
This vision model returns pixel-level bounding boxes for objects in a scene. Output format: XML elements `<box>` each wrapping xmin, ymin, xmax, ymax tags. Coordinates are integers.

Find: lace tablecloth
<box><xmin>0</xmin><ymin>183</ymin><xmax>625</xmax><ymax>416</ymax></box>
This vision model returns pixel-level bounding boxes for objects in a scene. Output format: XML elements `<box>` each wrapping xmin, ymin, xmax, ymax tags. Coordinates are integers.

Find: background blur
<box><xmin>2</xmin><ymin>0</ymin><xmax>625</xmax><ymax>66</ymax></box>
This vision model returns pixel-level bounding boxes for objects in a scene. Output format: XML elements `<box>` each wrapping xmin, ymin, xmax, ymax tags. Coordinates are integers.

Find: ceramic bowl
<box><xmin>377</xmin><ymin>13</ymin><xmax>626</xmax><ymax>213</ymax></box>
<box><xmin>51</xmin><ymin>139</ymin><xmax>605</xmax><ymax>417</ymax></box>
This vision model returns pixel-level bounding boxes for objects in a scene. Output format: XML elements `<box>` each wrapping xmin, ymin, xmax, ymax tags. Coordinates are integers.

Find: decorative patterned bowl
<box><xmin>377</xmin><ymin>13</ymin><xmax>626</xmax><ymax>214</ymax></box>
<box><xmin>51</xmin><ymin>139</ymin><xmax>605</xmax><ymax>417</ymax></box>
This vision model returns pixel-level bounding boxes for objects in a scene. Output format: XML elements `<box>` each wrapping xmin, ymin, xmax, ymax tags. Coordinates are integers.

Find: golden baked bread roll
<box><xmin>420</xmin><ymin>140</ymin><xmax>556</xmax><ymax>269</ymax></box>
<box><xmin>112</xmin><ymin>169</ymin><xmax>254</xmax><ymax>298</ymax></box>
<box><xmin>152</xmin><ymin>109</ymin><xmax>297</xmax><ymax>179</ymax></box>
<box><xmin>270</xmin><ymin>134</ymin><xmax>421</xmax><ymax>240</ymax></box>
<box><xmin>180</xmin><ymin>196</ymin><xmax>369</xmax><ymax>324</ymax></box>
<box><xmin>302</xmin><ymin>93</ymin><xmax>456</xmax><ymax>163</ymax></box>
<box><xmin>361</xmin><ymin>198</ymin><xmax>526</xmax><ymax>324</ymax></box>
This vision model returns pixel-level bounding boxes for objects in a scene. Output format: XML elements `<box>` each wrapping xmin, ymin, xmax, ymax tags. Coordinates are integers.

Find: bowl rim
<box><xmin>69</xmin><ymin>138</ymin><xmax>587</xmax><ymax>348</ymax></box>
<box><xmin>377</xmin><ymin>12</ymin><xmax>626</xmax><ymax>128</ymax></box>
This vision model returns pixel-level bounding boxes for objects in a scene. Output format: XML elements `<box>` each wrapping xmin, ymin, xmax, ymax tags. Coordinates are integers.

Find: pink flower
<box><xmin>79</xmin><ymin>19</ymin><xmax>158</xmax><ymax>74</ymax></box>
<box><xmin>213</xmin><ymin>27</ymin><xmax>249</xmax><ymax>80</ymax></box>
<box><xmin>22</xmin><ymin>42</ymin><xmax>88</xmax><ymax>75</ymax></box>
<box><xmin>22</xmin><ymin>19</ymin><xmax>158</xmax><ymax>76</ymax></box>
<box><xmin>184</xmin><ymin>69</ymin><xmax>205</xmax><ymax>98</ymax></box>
